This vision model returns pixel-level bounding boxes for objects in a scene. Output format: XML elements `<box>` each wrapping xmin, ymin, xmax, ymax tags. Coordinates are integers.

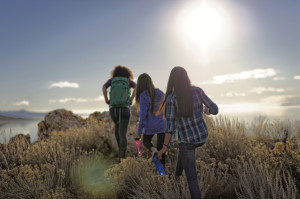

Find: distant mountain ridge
<box><xmin>0</xmin><ymin>114</ymin><xmax>18</xmax><ymax>120</ymax></box>
<box><xmin>0</xmin><ymin>110</ymin><xmax>46</xmax><ymax>120</ymax></box>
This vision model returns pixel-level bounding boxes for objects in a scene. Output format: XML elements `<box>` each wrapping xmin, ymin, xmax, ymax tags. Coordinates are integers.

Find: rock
<box><xmin>87</xmin><ymin>111</ymin><xmax>110</xmax><ymax>122</ymax></box>
<box><xmin>37</xmin><ymin>107</ymin><xmax>139</xmax><ymax>141</ymax></box>
<box><xmin>87</xmin><ymin>106</ymin><xmax>139</xmax><ymax>124</ymax></box>
<box><xmin>130</xmin><ymin>106</ymin><xmax>139</xmax><ymax>123</ymax></box>
<box><xmin>38</xmin><ymin>109</ymin><xmax>86</xmax><ymax>140</ymax></box>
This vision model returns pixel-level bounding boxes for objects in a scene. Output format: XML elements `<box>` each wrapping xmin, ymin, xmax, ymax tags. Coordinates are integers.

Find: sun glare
<box><xmin>177</xmin><ymin>1</ymin><xmax>230</xmax><ymax>53</ymax></box>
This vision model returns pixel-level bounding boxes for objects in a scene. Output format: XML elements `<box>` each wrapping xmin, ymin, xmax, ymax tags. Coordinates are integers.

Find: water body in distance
<box><xmin>1</xmin><ymin>106</ymin><xmax>300</xmax><ymax>144</ymax></box>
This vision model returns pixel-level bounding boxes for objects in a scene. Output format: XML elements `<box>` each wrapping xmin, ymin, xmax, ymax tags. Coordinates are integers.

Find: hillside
<box><xmin>0</xmin><ymin>114</ymin><xmax>20</xmax><ymax>120</ymax></box>
<box><xmin>0</xmin><ymin>109</ymin><xmax>299</xmax><ymax>199</ymax></box>
<box><xmin>0</xmin><ymin>110</ymin><xmax>45</xmax><ymax>120</ymax></box>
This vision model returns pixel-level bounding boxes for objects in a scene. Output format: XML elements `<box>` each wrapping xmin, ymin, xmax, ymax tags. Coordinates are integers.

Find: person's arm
<box><xmin>130</xmin><ymin>87</ymin><xmax>136</xmax><ymax>105</ymax></box>
<box><xmin>102</xmin><ymin>85</ymin><xmax>110</xmax><ymax>105</ymax></box>
<box><xmin>157</xmin><ymin>95</ymin><xmax>176</xmax><ymax>159</ymax></box>
<box><xmin>137</xmin><ymin>93</ymin><xmax>148</xmax><ymax>135</ymax></box>
<box><xmin>199</xmin><ymin>88</ymin><xmax>218</xmax><ymax>115</ymax></box>
<box><xmin>102</xmin><ymin>79</ymin><xmax>112</xmax><ymax>105</ymax></box>
<box><xmin>158</xmin><ymin>132</ymin><xmax>172</xmax><ymax>159</ymax></box>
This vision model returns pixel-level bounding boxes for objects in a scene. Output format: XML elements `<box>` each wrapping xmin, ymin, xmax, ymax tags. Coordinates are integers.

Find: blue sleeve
<box><xmin>138</xmin><ymin>93</ymin><xmax>149</xmax><ymax>134</ymax></box>
<box><xmin>198</xmin><ymin>88</ymin><xmax>218</xmax><ymax>115</ymax></box>
<box><xmin>165</xmin><ymin>95</ymin><xmax>176</xmax><ymax>134</ymax></box>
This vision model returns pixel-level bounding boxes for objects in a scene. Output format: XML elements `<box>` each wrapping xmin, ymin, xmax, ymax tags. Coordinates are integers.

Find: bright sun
<box><xmin>177</xmin><ymin>1</ymin><xmax>227</xmax><ymax>52</ymax></box>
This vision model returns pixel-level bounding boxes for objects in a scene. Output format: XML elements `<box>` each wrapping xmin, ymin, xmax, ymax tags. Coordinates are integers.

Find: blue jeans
<box><xmin>175</xmin><ymin>143</ymin><xmax>204</xmax><ymax>199</ymax></box>
<box><xmin>109</xmin><ymin>107</ymin><xmax>130</xmax><ymax>152</ymax></box>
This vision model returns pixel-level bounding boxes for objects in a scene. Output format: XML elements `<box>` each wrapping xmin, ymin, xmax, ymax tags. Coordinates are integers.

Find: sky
<box><xmin>1</xmin><ymin>0</ymin><xmax>300</xmax><ymax>115</ymax></box>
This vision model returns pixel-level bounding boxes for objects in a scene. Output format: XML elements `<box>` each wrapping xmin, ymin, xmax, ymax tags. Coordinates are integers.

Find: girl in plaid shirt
<box><xmin>158</xmin><ymin>66</ymin><xmax>218</xmax><ymax>199</ymax></box>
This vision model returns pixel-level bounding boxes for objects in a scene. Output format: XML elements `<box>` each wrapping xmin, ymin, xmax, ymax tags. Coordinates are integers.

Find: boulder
<box><xmin>87</xmin><ymin>111</ymin><xmax>110</xmax><ymax>122</ymax></box>
<box><xmin>87</xmin><ymin>106</ymin><xmax>139</xmax><ymax>124</ymax></box>
<box><xmin>38</xmin><ymin>109</ymin><xmax>86</xmax><ymax>140</ymax></box>
<box><xmin>130</xmin><ymin>106</ymin><xmax>139</xmax><ymax>123</ymax></box>
<box><xmin>37</xmin><ymin>107</ymin><xmax>139</xmax><ymax>141</ymax></box>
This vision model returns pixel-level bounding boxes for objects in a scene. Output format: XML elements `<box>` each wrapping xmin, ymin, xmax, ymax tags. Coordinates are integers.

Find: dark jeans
<box><xmin>109</xmin><ymin>107</ymin><xmax>130</xmax><ymax>152</ymax></box>
<box><xmin>175</xmin><ymin>143</ymin><xmax>204</xmax><ymax>199</ymax></box>
<box><xmin>143</xmin><ymin>133</ymin><xmax>165</xmax><ymax>164</ymax></box>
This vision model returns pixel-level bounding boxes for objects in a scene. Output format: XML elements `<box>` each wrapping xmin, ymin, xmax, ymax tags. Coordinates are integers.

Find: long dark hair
<box><xmin>159</xmin><ymin>66</ymin><xmax>193</xmax><ymax>118</ymax></box>
<box><xmin>136</xmin><ymin>73</ymin><xmax>156</xmax><ymax>116</ymax></box>
<box><xmin>110</xmin><ymin>65</ymin><xmax>134</xmax><ymax>80</ymax></box>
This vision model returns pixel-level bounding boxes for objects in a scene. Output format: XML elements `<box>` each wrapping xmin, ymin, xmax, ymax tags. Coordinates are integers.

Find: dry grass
<box><xmin>0</xmin><ymin>114</ymin><xmax>299</xmax><ymax>198</ymax></box>
<box><xmin>236</xmin><ymin>161</ymin><xmax>297</xmax><ymax>199</ymax></box>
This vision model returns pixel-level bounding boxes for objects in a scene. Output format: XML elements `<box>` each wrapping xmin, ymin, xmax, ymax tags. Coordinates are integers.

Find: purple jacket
<box><xmin>138</xmin><ymin>89</ymin><xmax>166</xmax><ymax>135</ymax></box>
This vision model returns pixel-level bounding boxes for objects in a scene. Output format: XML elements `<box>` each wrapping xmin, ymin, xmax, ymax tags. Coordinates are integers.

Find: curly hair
<box><xmin>110</xmin><ymin>65</ymin><xmax>134</xmax><ymax>80</ymax></box>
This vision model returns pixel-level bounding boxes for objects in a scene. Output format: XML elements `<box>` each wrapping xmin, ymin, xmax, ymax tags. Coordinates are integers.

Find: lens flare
<box><xmin>71</xmin><ymin>156</ymin><xmax>114</xmax><ymax>197</ymax></box>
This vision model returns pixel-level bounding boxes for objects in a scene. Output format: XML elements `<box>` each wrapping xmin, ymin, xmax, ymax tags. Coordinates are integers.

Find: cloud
<box><xmin>221</xmin><ymin>92</ymin><xmax>246</xmax><ymax>97</ymax></box>
<box><xmin>273</xmin><ymin>76</ymin><xmax>285</xmax><ymax>81</ymax></box>
<box><xmin>49</xmin><ymin>96</ymin><xmax>104</xmax><ymax>103</ymax></box>
<box><xmin>294</xmin><ymin>75</ymin><xmax>300</xmax><ymax>80</ymax></box>
<box><xmin>200</xmin><ymin>68</ymin><xmax>277</xmax><ymax>85</ymax></box>
<box><xmin>260</xmin><ymin>95</ymin><xmax>300</xmax><ymax>106</ymax></box>
<box><xmin>49</xmin><ymin>81</ymin><xmax>79</xmax><ymax>88</ymax></box>
<box><xmin>15</xmin><ymin>100</ymin><xmax>30</xmax><ymax>106</ymax></box>
<box><xmin>250</xmin><ymin>87</ymin><xmax>285</xmax><ymax>94</ymax></box>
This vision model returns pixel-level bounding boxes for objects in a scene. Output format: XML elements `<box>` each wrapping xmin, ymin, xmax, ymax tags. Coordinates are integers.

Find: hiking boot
<box><xmin>119</xmin><ymin>150</ymin><xmax>126</xmax><ymax>159</ymax></box>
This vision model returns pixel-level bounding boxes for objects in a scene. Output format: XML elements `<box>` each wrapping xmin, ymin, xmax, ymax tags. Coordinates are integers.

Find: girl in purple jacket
<box><xmin>135</xmin><ymin>73</ymin><xmax>166</xmax><ymax>163</ymax></box>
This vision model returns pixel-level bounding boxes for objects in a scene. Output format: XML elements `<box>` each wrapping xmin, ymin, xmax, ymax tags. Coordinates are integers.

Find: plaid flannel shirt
<box><xmin>166</xmin><ymin>87</ymin><xmax>218</xmax><ymax>144</ymax></box>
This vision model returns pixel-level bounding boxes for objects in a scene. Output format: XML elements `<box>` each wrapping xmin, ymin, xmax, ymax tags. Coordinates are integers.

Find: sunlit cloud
<box><xmin>94</xmin><ymin>96</ymin><xmax>105</xmax><ymax>101</ymax></box>
<box><xmin>250</xmin><ymin>87</ymin><xmax>285</xmax><ymax>94</ymax></box>
<box><xmin>14</xmin><ymin>100</ymin><xmax>30</xmax><ymax>106</ymax></box>
<box><xmin>219</xmin><ymin>103</ymin><xmax>261</xmax><ymax>113</ymax></box>
<box><xmin>273</xmin><ymin>76</ymin><xmax>285</xmax><ymax>81</ymax></box>
<box><xmin>200</xmin><ymin>68</ymin><xmax>277</xmax><ymax>85</ymax></box>
<box><xmin>58</xmin><ymin>98</ymin><xmax>88</xmax><ymax>103</ymax></box>
<box><xmin>221</xmin><ymin>92</ymin><xmax>246</xmax><ymax>97</ymax></box>
<box><xmin>49</xmin><ymin>81</ymin><xmax>79</xmax><ymax>88</ymax></box>
<box><xmin>260</xmin><ymin>95</ymin><xmax>300</xmax><ymax>106</ymax></box>
<box><xmin>294</xmin><ymin>75</ymin><xmax>300</xmax><ymax>80</ymax></box>
<box><xmin>49</xmin><ymin>96</ymin><xmax>104</xmax><ymax>103</ymax></box>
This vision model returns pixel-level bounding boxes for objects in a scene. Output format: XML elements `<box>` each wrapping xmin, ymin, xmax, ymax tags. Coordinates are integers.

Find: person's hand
<box><xmin>158</xmin><ymin>147</ymin><xmax>168</xmax><ymax>160</ymax></box>
<box><xmin>204</xmin><ymin>106</ymin><xmax>210</xmax><ymax>115</ymax></box>
<box><xmin>129</xmin><ymin>99</ymin><xmax>133</xmax><ymax>106</ymax></box>
<box><xmin>105</xmin><ymin>100</ymin><xmax>110</xmax><ymax>105</ymax></box>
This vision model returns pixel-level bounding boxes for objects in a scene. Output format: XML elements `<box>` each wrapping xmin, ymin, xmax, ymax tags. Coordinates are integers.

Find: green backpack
<box><xmin>109</xmin><ymin>77</ymin><xmax>131</xmax><ymax>107</ymax></box>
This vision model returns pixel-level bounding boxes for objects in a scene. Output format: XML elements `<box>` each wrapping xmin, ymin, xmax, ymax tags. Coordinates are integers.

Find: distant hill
<box><xmin>0</xmin><ymin>110</ymin><xmax>46</xmax><ymax>120</ymax></box>
<box><xmin>0</xmin><ymin>114</ymin><xmax>18</xmax><ymax>120</ymax></box>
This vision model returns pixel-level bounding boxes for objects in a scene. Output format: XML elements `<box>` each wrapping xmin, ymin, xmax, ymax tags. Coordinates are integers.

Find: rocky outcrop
<box><xmin>87</xmin><ymin>111</ymin><xmax>110</xmax><ymax>122</ymax></box>
<box><xmin>38</xmin><ymin>109</ymin><xmax>86</xmax><ymax>140</ymax></box>
<box><xmin>130</xmin><ymin>106</ymin><xmax>139</xmax><ymax>124</ymax></box>
<box><xmin>37</xmin><ymin>107</ymin><xmax>140</xmax><ymax>141</ymax></box>
<box><xmin>87</xmin><ymin>106</ymin><xmax>139</xmax><ymax>124</ymax></box>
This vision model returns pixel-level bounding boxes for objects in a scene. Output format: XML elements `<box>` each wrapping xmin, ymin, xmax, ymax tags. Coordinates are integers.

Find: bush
<box><xmin>1</xmin><ymin>114</ymin><xmax>299</xmax><ymax>198</ymax></box>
